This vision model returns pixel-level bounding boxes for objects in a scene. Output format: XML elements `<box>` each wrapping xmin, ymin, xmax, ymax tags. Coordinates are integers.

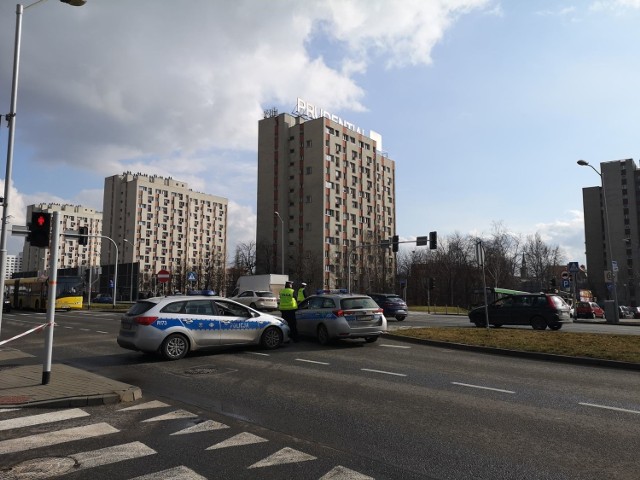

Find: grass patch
<box><xmin>390</xmin><ymin>327</ymin><xmax>640</xmax><ymax>364</ymax></box>
<box><xmin>409</xmin><ymin>305</ymin><xmax>469</xmax><ymax>315</ymax></box>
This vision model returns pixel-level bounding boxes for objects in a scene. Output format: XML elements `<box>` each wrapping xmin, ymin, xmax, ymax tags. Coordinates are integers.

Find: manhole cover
<box><xmin>4</xmin><ymin>457</ymin><xmax>75</xmax><ymax>479</ymax></box>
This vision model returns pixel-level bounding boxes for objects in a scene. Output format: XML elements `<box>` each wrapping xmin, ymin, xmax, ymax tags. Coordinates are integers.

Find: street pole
<box><xmin>577</xmin><ymin>160</ymin><xmax>619</xmax><ymax>322</ymax></box>
<box><xmin>0</xmin><ymin>0</ymin><xmax>86</xmax><ymax>340</ymax></box>
<box><xmin>275</xmin><ymin>211</ymin><xmax>284</xmax><ymax>274</ymax></box>
<box><xmin>42</xmin><ymin>211</ymin><xmax>59</xmax><ymax>384</ymax></box>
<box><xmin>124</xmin><ymin>238</ymin><xmax>135</xmax><ymax>301</ymax></box>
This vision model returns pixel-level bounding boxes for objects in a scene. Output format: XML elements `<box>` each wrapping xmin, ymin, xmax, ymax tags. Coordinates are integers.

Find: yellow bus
<box><xmin>5</xmin><ymin>276</ymin><xmax>84</xmax><ymax>311</ymax></box>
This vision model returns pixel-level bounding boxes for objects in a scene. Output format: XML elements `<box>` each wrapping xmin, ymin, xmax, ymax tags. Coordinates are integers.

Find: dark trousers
<box><xmin>282</xmin><ymin>309</ymin><xmax>298</xmax><ymax>340</ymax></box>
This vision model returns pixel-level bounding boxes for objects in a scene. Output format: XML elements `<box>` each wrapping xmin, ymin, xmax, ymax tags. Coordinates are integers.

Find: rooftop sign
<box><xmin>295</xmin><ymin>97</ymin><xmax>366</xmax><ymax>136</ymax></box>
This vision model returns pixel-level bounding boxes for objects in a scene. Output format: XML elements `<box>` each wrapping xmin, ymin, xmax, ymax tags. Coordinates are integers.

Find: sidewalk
<box><xmin>0</xmin><ymin>348</ymin><xmax>141</xmax><ymax>408</ymax></box>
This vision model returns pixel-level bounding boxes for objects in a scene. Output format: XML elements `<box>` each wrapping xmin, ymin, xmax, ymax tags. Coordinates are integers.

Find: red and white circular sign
<box><xmin>157</xmin><ymin>269</ymin><xmax>171</xmax><ymax>283</ymax></box>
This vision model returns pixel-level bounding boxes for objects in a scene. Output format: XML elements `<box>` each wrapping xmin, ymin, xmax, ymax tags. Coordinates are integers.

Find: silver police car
<box><xmin>295</xmin><ymin>290</ymin><xmax>387</xmax><ymax>345</ymax></box>
<box><xmin>117</xmin><ymin>294</ymin><xmax>290</xmax><ymax>360</ymax></box>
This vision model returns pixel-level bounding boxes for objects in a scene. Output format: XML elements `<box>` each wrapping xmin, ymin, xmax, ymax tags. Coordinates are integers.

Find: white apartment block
<box><xmin>102</xmin><ymin>173</ymin><xmax>228</xmax><ymax>291</ymax></box>
<box><xmin>22</xmin><ymin>204</ymin><xmax>102</xmax><ymax>274</ymax></box>
<box><xmin>257</xmin><ymin>103</ymin><xmax>397</xmax><ymax>291</ymax></box>
<box><xmin>5</xmin><ymin>253</ymin><xmax>22</xmax><ymax>279</ymax></box>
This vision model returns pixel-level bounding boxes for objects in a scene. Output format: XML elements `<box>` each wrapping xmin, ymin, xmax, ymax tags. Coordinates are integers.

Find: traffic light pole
<box><xmin>42</xmin><ymin>211</ymin><xmax>60</xmax><ymax>384</ymax></box>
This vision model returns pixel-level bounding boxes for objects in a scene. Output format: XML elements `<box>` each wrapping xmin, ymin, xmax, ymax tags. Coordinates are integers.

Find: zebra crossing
<box><xmin>0</xmin><ymin>400</ymin><xmax>375</xmax><ymax>480</ymax></box>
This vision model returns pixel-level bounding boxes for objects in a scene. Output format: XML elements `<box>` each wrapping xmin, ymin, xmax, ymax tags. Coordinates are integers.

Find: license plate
<box><xmin>357</xmin><ymin>315</ymin><xmax>373</xmax><ymax>321</ymax></box>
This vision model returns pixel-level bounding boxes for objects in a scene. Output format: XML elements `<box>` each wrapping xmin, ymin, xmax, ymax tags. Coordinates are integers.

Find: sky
<box><xmin>2</xmin><ymin>0</ymin><xmax>640</xmax><ymax>268</ymax></box>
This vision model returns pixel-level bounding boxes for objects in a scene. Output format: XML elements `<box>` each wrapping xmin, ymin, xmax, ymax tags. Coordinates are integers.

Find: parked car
<box><xmin>92</xmin><ymin>294</ymin><xmax>113</xmax><ymax>304</ymax></box>
<box><xmin>117</xmin><ymin>293</ymin><xmax>289</xmax><ymax>360</ymax></box>
<box><xmin>468</xmin><ymin>293</ymin><xmax>572</xmax><ymax>330</ymax></box>
<box><xmin>632</xmin><ymin>307</ymin><xmax>640</xmax><ymax>319</ymax></box>
<box><xmin>3</xmin><ymin>298</ymin><xmax>11</xmax><ymax>313</ymax></box>
<box><xmin>367</xmin><ymin>293</ymin><xmax>408</xmax><ymax>321</ymax></box>
<box><xmin>295</xmin><ymin>290</ymin><xmax>387</xmax><ymax>344</ymax></box>
<box><xmin>574</xmin><ymin>301</ymin><xmax>605</xmax><ymax>319</ymax></box>
<box><xmin>230</xmin><ymin>290</ymin><xmax>279</xmax><ymax>311</ymax></box>
<box><xmin>619</xmin><ymin>305</ymin><xmax>633</xmax><ymax>319</ymax></box>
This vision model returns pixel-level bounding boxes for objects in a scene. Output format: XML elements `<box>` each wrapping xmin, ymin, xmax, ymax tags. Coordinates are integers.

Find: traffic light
<box><xmin>27</xmin><ymin>212</ymin><xmax>51</xmax><ymax>248</ymax></box>
<box><xmin>429</xmin><ymin>231</ymin><xmax>437</xmax><ymax>250</ymax></box>
<box><xmin>392</xmin><ymin>235</ymin><xmax>399</xmax><ymax>253</ymax></box>
<box><xmin>78</xmin><ymin>226</ymin><xmax>89</xmax><ymax>246</ymax></box>
<box><xmin>429</xmin><ymin>277</ymin><xmax>435</xmax><ymax>290</ymax></box>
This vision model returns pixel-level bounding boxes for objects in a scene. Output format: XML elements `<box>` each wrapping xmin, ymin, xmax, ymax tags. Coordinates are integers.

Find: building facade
<box><xmin>581</xmin><ymin>158</ymin><xmax>639</xmax><ymax>306</ymax></box>
<box><xmin>4</xmin><ymin>253</ymin><xmax>22</xmax><ymax>279</ymax></box>
<box><xmin>102</xmin><ymin>173</ymin><xmax>228</xmax><ymax>296</ymax></box>
<box><xmin>256</xmin><ymin>110</ymin><xmax>397</xmax><ymax>291</ymax></box>
<box><xmin>21</xmin><ymin>203</ymin><xmax>102</xmax><ymax>274</ymax></box>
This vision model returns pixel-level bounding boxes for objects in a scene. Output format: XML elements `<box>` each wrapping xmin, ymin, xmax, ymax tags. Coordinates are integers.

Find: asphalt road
<box><xmin>2</xmin><ymin>310</ymin><xmax>640</xmax><ymax>479</ymax></box>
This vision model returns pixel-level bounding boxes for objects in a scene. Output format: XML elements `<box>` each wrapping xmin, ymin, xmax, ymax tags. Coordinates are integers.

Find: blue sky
<box><xmin>1</xmin><ymin>0</ymin><xmax>640</xmax><ymax>267</ymax></box>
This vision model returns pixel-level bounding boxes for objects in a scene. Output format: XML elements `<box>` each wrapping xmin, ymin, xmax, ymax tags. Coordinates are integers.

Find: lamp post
<box><xmin>123</xmin><ymin>238</ymin><xmax>136</xmax><ymax>302</ymax></box>
<box><xmin>577</xmin><ymin>159</ymin><xmax>619</xmax><ymax>321</ymax></box>
<box><xmin>274</xmin><ymin>211</ymin><xmax>284</xmax><ymax>274</ymax></box>
<box><xmin>0</xmin><ymin>0</ymin><xmax>86</xmax><ymax>339</ymax></box>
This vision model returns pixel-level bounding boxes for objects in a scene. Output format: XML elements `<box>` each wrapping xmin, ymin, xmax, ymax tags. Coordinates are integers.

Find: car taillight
<box><xmin>375</xmin><ymin>308</ymin><xmax>383</xmax><ymax>313</ymax></box>
<box><xmin>546</xmin><ymin>296</ymin><xmax>556</xmax><ymax>308</ymax></box>
<box><xmin>135</xmin><ymin>316</ymin><xmax>158</xmax><ymax>325</ymax></box>
<box><xmin>333</xmin><ymin>310</ymin><xmax>344</xmax><ymax>317</ymax></box>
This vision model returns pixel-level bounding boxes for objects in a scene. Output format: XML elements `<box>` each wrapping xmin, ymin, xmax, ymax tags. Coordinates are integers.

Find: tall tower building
<box><xmin>103</xmin><ymin>173</ymin><xmax>228</xmax><ymax>295</ymax></box>
<box><xmin>581</xmin><ymin>158</ymin><xmax>638</xmax><ymax>306</ymax></box>
<box><xmin>22</xmin><ymin>203</ymin><xmax>102</xmax><ymax>274</ymax></box>
<box><xmin>256</xmin><ymin>103</ymin><xmax>397</xmax><ymax>291</ymax></box>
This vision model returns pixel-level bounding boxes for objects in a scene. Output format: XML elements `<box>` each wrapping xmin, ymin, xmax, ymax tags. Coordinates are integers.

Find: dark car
<box><xmin>468</xmin><ymin>293</ymin><xmax>572</xmax><ymax>330</ymax></box>
<box><xmin>368</xmin><ymin>293</ymin><xmax>408</xmax><ymax>321</ymax></box>
<box><xmin>92</xmin><ymin>294</ymin><xmax>113</xmax><ymax>304</ymax></box>
<box><xmin>3</xmin><ymin>298</ymin><xmax>11</xmax><ymax>313</ymax></box>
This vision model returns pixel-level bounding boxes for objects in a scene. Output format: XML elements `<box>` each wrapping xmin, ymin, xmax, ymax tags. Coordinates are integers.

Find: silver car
<box><xmin>117</xmin><ymin>294</ymin><xmax>290</xmax><ymax>360</ymax></box>
<box><xmin>230</xmin><ymin>290</ymin><xmax>279</xmax><ymax>311</ymax></box>
<box><xmin>295</xmin><ymin>291</ymin><xmax>387</xmax><ymax>345</ymax></box>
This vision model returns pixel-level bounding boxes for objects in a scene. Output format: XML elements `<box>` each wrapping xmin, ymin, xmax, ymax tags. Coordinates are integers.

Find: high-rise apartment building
<box><xmin>581</xmin><ymin>158</ymin><xmax>639</xmax><ymax>306</ymax></box>
<box><xmin>4</xmin><ymin>253</ymin><xmax>22</xmax><ymax>279</ymax></box>
<box><xmin>102</xmin><ymin>173</ymin><xmax>228</xmax><ymax>295</ymax></box>
<box><xmin>21</xmin><ymin>203</ymin><xmax>102</xmax><ymax>274</ymax></box>
<box><xmin>256</xmin><ymin>103</ymin><xmax>396</xmax><ymax>291</ymax></box>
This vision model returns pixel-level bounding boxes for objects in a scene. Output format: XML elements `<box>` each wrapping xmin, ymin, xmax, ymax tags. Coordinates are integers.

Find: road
<box><xmin>2</xmin><ymin>309</ymin><xmax>640</xmax><ymax>479</ymax></box>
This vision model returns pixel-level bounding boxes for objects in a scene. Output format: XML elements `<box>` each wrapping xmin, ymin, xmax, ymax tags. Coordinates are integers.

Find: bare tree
<box><xmin>523</xmin><ymin>232</ymin><xmax>565</xmax><ymax>290</ymax></box>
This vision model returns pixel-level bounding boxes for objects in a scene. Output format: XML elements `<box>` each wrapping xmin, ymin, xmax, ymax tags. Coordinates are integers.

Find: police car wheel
<box><xmin>261</xmin><ymin>327</ymin><xmax>282</xmax><ymax>350</ymax></box>
<box><xmin>317</xmin><ymin>325</ymin><xmax>330</xmax><ymax>345</ymax></box>
<box><xmin>365</xmin><ymin>336</ymin><xmax>378</xmax><ymax>343</ymax></box>
<box><xmin>161</xmin><ymin>333</ymin><xmax>189</xmax><ymax>360</ymax></box>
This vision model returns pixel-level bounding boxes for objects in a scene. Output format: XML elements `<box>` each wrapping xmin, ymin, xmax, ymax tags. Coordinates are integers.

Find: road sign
<box><xmin>562</xmin><ymin>279</ymin><xmax>570</xmax><ymax>289</ymax></box>
<box><xmin>604</xmin><ymin>270</ymin><xmax>613</xmax><ymax>283</ymax></box>
<box><xmin>561</xmin><ymin>271</ymin><xmax>569</xmax><ymax>279</ymax></box>
<box><xmin>612</xmin><ymin>260</ymin><xmax>618</xmax><ymax>272</ymax></box>
<box><xmin>187</xmin><ymin>272</ymin><xmax>196</xmax><ymax>282</ymax></box>
<box><xmin>157</xmin><ymin>269</ymin><xmax>171</xmax><ymax>283</ymax></box>
<box><xmin>568</xmin><ymin>262</ymin><xmax>579</xmax><ymax>273</ymax></box>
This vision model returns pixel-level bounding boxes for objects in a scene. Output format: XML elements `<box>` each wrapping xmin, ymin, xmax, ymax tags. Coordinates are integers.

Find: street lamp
<box><xmin>0</xmin><ymin>0</ymin><xmax>86</xmax><ymax>339</ymax></box>
<box><xmin>577</xmin><ymin>159</ymin><xmax>619</xmax><ymax>321</ymax></box>
<box><xmin>274</xmin><ymin>211</ymin><xmax>284</xmax><ymax>274</ymax></box>
<box><xmin>123</xmin><ymin>238</ymin><xmax>136</xmax><ymax>302</ymax></box>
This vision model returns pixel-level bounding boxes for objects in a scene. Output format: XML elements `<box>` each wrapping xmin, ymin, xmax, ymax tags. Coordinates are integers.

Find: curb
<box><xmin>384</xmin><ymin>333</ymin><xmax>640</xmax><ymax>371</ymax></box>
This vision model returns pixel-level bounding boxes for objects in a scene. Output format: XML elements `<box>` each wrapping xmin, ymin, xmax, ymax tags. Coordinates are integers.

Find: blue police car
<box><xmin>117</xmin><ymin>293</ymin><xmax>290</xmax><ymax>360</ymax></box>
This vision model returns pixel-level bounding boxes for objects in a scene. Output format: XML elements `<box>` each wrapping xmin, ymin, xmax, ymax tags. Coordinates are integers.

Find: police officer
<box><xmin>279</xmin><ymin>281</ymin><xmax>299</xmax><ymax>341</ymax></box>
<box><xmin>296</xmin><ymin>282</ymin><xmax>307</xmax><ymax>302</ymax></box>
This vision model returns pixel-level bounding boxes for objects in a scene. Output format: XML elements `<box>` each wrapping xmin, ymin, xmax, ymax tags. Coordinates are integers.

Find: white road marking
<box><xmin>361</xmin><ymin>368</ymin><xmax>407</xmax><ymax>377</ymax></box>
<box><xmin>248</xmin><ymin>447</ymin><xmax>317</xmax><ymax>468</ymax></box>
<box><xmin>0</xmin><ymin>422</ymin><xmax>119</xmax><ymax>455</ymax></box>
<box><xmin>246</xmin><ymin>351</ymin><xmax>270</xmax><ymax>356</ymax></box>
<box><xmin>0</xmin><ymin>408</ymin><xmax>89</xmax><ymax>431</ymax></box>
<box><xmin>452</xmin><ymin>382</ymin><xmax>515</xmax><ymax>394</ymax></box>
<box><xmin>380</xmin><ymin>344</ymin><xmax>411</xmax><ymax>349</ymax></box>
<box><xmin>579</xmin><ymin>402</ymin><xmax>640</xmax><ymax>414</ymax></box>
<box><xmin>96</xmin><ymin>330</ymin><xmax>109</xmax><ymax>334</ymax></box>
<box><xmin>206</xmin><ymin>432</ymin><xmax>268</xmax><ymax>450</ymax></box>
<box><xmin>0</xmin><ymin>408</ymin><xmax>20</xmax><ymax>413</ymax></box>
<box><xmin>129</xmin><ymin>466</ymin><xmax>207</xmax><ymax>480</ymax></box>
<box><xmin>119</xmin><ymin>400</ymin><xmax>170</xmax><ymax>411</ymax></box>
<box><xmin>142</xmin><ymin>410</ymin><xmax>198</xmax><ymax>422</ymax></box>
<box><xmin>71</xmin><ymin>441</ymin><xmax>156</xmax><ymax>471</ymax></box>
<box><xmin>171</xmin><ymin>420</ymin><xmax>229</xmax><ymax>435</ymax></box>
<box><xmin>80</xmin><ymin>328</ymin><xmax>91</xmax><ymax>332</ymax></box>
<box><xmin>320</xmin><ymin>465</ymin><xmax>375</xmax><ymax>479</ymax></box>
<box><xmin>296</xmin><ymin>358</ymin><xmax>330</xmax><ymax>365</ymax></box>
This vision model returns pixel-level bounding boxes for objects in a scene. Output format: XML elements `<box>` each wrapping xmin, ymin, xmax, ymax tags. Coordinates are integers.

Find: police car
<box><xmin>295</xmin><ymin>290</ymin><xmax>387</xmax><ymax>345</ymax></box>
<box><xmin>117</xmin><ymin>293</ymin><xmax>290</xmax><ymax>360</ymax></box>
